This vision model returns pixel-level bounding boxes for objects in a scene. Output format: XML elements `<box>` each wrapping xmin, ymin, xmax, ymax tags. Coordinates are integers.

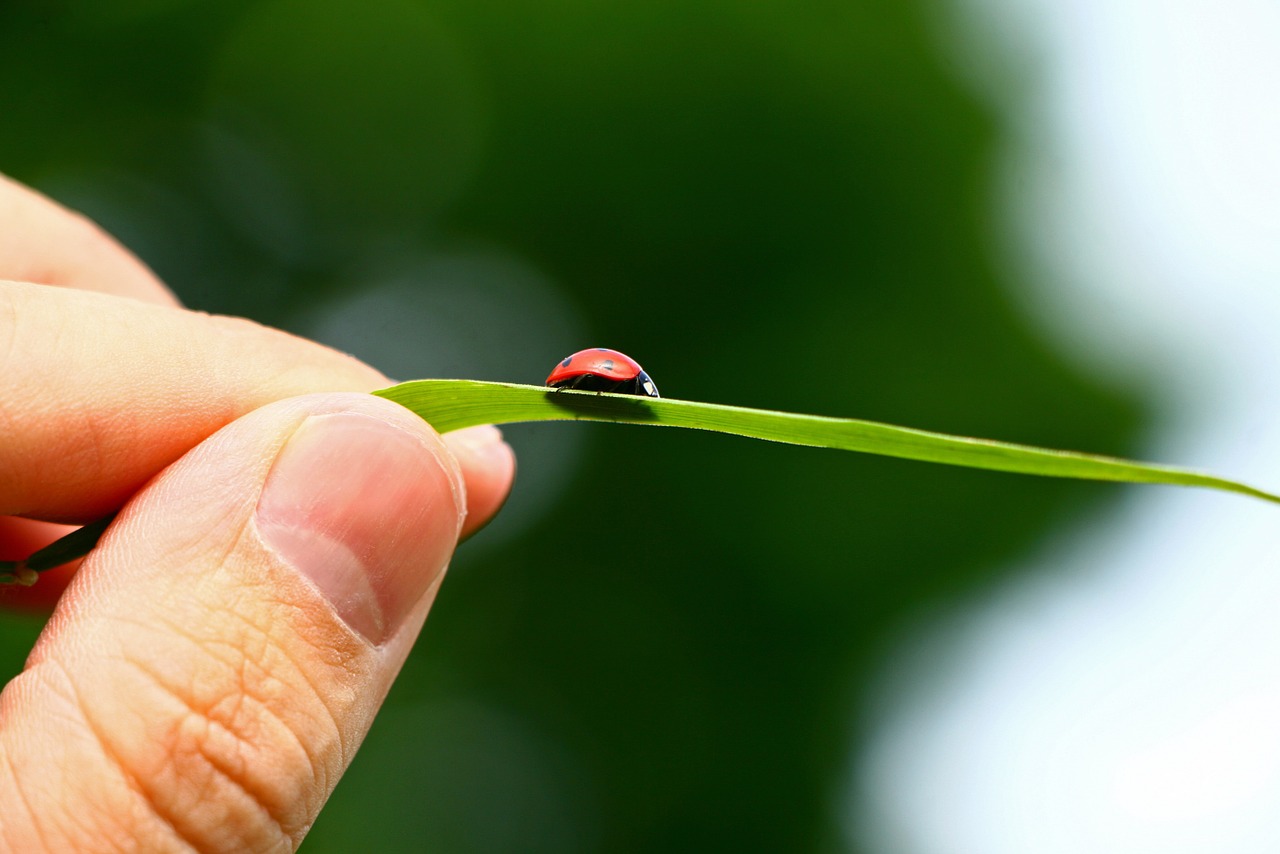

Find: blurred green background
<box><xmin>1</xmin><ymin>1</ymin><xmax>1143</xmax><ymax>850</ymax></box>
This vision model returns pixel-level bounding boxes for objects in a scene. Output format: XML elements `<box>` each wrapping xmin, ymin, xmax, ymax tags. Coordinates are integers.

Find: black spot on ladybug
<box><xmin>561</xmin><ymin>356</ymin><xmax>573</xmax><ymax>367</ymax></box>
<box><xmin>600</xmin><ymin>359</ymin><xmax>615</xmax><ymax>371</ymax></box>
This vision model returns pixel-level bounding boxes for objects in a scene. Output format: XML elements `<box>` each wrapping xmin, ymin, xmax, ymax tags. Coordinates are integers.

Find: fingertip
<box><xmin>444</xmin><ymin>425</ymin><xmax>516</xmax><ymax>540</ymax></box>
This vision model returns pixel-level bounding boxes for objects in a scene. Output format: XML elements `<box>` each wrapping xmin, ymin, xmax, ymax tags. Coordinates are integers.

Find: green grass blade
<box><xmin>3</xmin><ymin>377</ymin><xmax>1271</xmax><ymax>587</ymax></box>
<box><xmin>0</xmin><ymin>511</ymin><xmax>120</xmax><ymax>585</ymax></box>
<box><xmin>21</xmin><ymin>512</ymin><xmax>119</xmax><ymax>574</ymax></box>
<box><xmin>375</xmin><ymin>379</ymin><xmax>1280</xmax><ymax>505</ymax></box>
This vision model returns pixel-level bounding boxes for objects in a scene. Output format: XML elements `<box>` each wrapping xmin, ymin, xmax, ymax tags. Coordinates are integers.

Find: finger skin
<box><xmin>0</xmin><ymin>394</ymin><xmax>469</xmax><ymax>852</ymax></box>
<box><xmin>0</xmin><ymin>281</ymin><xmax>514</xmax><ymax>605</ymax></box>
<box><xmin>445</xmin><ymin>425</ymin><xmax>517</xmax><ymax>541</ymax></box>
<box><xmin>0</xmin><ymin>174</ymin><xmax>181</xmax><ymax>604</ymax></box>
<box><xmin>0</xmin><ymin>425</ymin><xmax>515</xmax><ymax>610</ymax></box>
<box><xmin>0</xmin><ymin>279</ymin><xmax>385</xmax><ymax>520</ymax></box>
<box><xmin>0</xmin><ymin>175</ymin><xmax>514</xmax><ymax>605</ymax></box>
<box><xmin>0</xmin><ymin>279</ymin><xmax>516</xmax><ymax>530</ymax></box>
<box><xmin>0</xmin><ymin>173</ymin><xmax>178</xmax><ymax>305</ymax></box>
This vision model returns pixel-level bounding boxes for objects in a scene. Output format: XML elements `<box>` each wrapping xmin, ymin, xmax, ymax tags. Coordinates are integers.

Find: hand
<box><xmin>0</xmin><ymin>174</ymin><xmax>516</xmax><ymax>850</ymax></box>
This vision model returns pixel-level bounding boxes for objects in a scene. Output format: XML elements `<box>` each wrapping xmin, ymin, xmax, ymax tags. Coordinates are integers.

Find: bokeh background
<box><xmin>5</xmin><ymin>1</ymin><xmax>1278</xmax><ymax>852</ymax></box>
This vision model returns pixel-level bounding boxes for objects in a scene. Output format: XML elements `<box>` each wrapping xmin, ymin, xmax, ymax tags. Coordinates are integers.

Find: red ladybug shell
<box><xmin>545</xmin><ymin>348</ymin><xmax>660</xmax><ymax>397</ymax></box>
<box><xmin>547</xmin><ymin>348</ymin><xmax>644</xmax><ymax>383</ymax></box>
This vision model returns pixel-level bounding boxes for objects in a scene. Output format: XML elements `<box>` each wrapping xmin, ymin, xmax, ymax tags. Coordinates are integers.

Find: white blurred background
<box><xmin>853</xmin><ymin>1</ymin><xmax>1280</xmax><ymax>851</ymax></box>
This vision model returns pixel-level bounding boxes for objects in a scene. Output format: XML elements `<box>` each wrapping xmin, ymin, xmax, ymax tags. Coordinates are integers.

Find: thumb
<box><xmin>0</xmin><ymin>393</ymin><xmax>466</xmax><ymax>852</ymax></box>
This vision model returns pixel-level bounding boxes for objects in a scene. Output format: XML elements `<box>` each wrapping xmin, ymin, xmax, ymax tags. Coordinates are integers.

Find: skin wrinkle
<box><xmin>37</xmin><ymin>660</ymin><xmax>168</xmax><ymax>850</ymax></box>
<box><xmin>91</xmin><ymin>650</ymin><xmax>290</xmax><ymax>852</ymax></box>
<box><xmin>159</xmin><ymin>676</ymin><xmax>293</xmax><ymax>850</ymax></box>
<box><xmin>242</xmin><ymin>580</ymin><xmax>369</xmax><ymax>782</ymax></box>
<box><xmin>91</xmin><ymin>555</ymin><xmax>357</xmax><ymax>843</ymax></box>
<box><xmin>125</xmin><ymin>596</ymin><xmax>313</xmax><ymax>749</ymax></box>
<box><xmin>217</xmin><ymin>670</ymin><xmax>332</xmax><ymax>836</ymax></box>
<box><xmin>281</xmin><ymin>649</ymin><xmax>353</xmax><ymax>781</ymax></box>
<box><xmin>21</xmin><ymin>657</ymin><xmax>192</xmax><ymax>853</ymax></box>
<box><xmin>219</xmin><ymin>613</ymin><xmax>343</xmax><ymax>763</ymax></box>
<box><xmin>291</xmin><ymin>624</ymin><xmax>366</xmax><ymax>742</ymax></box>
<box><xmin>189</xmin><ymin>712</ymin><xmax>306</xmax><ymax>849</ymax></box>
<box><xmin>0</xmin><ymin>740</ymin><xmax>52</xmax><ymax>853</ymax></box>
<box><xmin>177</xmin><ymin>601</ymin><xmax>344</xmax><ymax>807</ymax></box>
<box><xmin>25</xmin><ymin>545</ymin><xmax>330</xmax><ymax>850</ymax></box>
<box><xmin>79</xmin><ymin>699</ymin><xmax>224</xmax><ymax>853</ymax></box>
<box><xmin>3</xmin><ymin>657</ymin><xmax>89</xmax><ymax>732</ymax></box>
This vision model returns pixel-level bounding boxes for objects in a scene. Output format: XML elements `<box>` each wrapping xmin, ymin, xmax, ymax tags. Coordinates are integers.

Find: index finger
<box><xmin>0</xmin><ymin>280</ymin><xmax>389</xmax><ymax>520</ymax></box>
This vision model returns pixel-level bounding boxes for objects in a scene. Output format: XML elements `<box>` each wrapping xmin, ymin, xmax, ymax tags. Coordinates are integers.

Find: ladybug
<box><xmin>545</xmin><ymin>348</ymin><xmax>660</xmax><ymax>397</ymax></box>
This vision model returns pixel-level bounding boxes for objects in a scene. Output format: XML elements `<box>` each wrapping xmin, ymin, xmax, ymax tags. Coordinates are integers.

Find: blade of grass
<box><xmin>4</xmin><ymin>378</ymin><xmax>1274</xmax><ymax>586</ymax></box>
<box><xmin>0</xmin><ymin>512</ymin><xmax>119</xmax><ymax>586</ymax></box>
<box><xmin>374</xmin><ymin>379</ymin><xmax>1280</xmax><ymax>505</ymax></box>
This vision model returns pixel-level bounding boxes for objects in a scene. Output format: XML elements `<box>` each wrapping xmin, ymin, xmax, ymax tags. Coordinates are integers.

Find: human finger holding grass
<box><xmin>0</xmin><ymin>175</ymin><xmax>516</xmax><ymax>851</ymax></box>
